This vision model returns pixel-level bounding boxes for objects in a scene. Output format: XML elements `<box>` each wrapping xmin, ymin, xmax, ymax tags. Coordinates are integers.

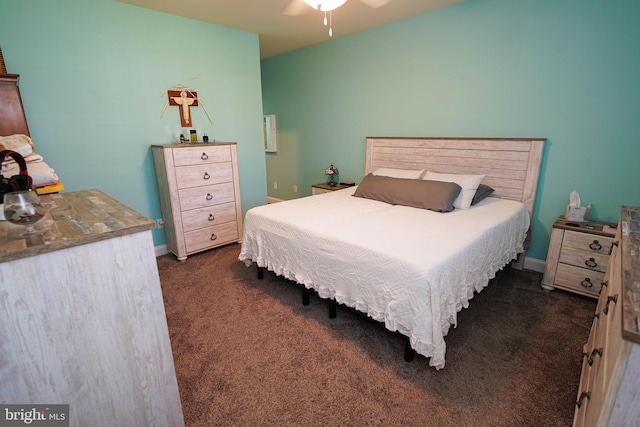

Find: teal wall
<box><xmin>261</xmin><ymin>0</ymin><xmax>640</xmax><ymax>261</ymax></box>
<box><xmin>0</xmin><ymin>0</ymin><xmax>267</xmax><ymax>247</ymax></box>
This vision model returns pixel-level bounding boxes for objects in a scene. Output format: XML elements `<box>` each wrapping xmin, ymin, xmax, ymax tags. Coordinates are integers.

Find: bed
<box><xmin>239</xmin><ymin>136</ymin><xmax>545</xmax><ymax>369</ymax></box>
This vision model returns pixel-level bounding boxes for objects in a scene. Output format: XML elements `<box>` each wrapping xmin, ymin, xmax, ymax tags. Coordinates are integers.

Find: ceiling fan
<box><xmin>284</xmin><ymin>0</ymin><xmax>391</xmax><ymax>15</ymax></box>
<box><xmin>284</xmin><ymin>0</ymin><xmax>392</xmax><ymax>36</ymax></box>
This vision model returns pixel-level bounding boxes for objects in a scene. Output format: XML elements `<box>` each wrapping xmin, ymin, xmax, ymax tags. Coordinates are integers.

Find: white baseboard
<box><xmin>512</xmin><ymin>252</ymin><xmax>546</xmax><ymax>273</ymax></box>
<box><xmin>523</xmin><ymin>256</ymin><xmax>545</xmax><ymax>273</ymax></box>
<box><xmin>155</xmin><ymin>244</ymin><xmax>168</xmax><ymax>257</ymax></box>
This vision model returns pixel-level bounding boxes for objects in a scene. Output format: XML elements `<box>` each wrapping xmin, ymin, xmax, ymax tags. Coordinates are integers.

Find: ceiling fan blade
<box><xmin>360</xmin><ymin>0</ymin><xmax>392</xmax><ymax>8</ymax></box>
<box><xmin>283</xmin><ymin>0</ymin><xmax>310</xmax><ymax>16</ymax></box>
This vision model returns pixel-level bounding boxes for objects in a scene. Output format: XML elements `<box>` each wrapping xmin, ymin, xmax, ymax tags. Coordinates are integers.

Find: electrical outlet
<box><xmin>274</xmin><ymin>181</ymin><xmax>278</xmax><ymax>189</ymax></box>
<box><xmin>294</xmin><ymin>185</ymin><xmax>298</xmax><ymax>193</ymax></box>
<box><xmin>156</xmin><ymin>218</ymin><xmax>165</xmax><ymax>229</ymax></box>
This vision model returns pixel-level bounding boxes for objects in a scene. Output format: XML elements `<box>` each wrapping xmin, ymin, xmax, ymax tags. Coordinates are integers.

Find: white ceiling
<box><xmin>115</xmin><ymin>0</ymin><xmax>465</xmax><ymax>58</ymax></box>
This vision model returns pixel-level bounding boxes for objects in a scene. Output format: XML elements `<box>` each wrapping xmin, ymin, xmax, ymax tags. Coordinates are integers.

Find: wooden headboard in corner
<box><xmin>0</xmin><ymin>74</ymin><xmax>30</xmax><ymax>137</ymax></box>
<box><xmin>0</xmin><ymin>71</ymin><xmax>65</xmax><ymax>194</ymax></box>
<box><xmin>365</xmin><ymin>137</ymin><xmax>545</xmax><ymax>218</ymax></box>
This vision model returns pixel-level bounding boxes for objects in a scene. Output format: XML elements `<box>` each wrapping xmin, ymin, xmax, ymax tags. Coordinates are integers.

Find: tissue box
<box><xmin>566</xmin><ymin>205</ymin><xmax>586</xmax><ymax>222</ymax></box>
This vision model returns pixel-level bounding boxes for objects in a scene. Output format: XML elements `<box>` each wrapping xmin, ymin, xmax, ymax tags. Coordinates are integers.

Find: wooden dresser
<box><xmin>0</xmin><ymin>190</ymin><xmax>184</xmax><ymax>426</ymax></box>
<box><xmin>573</xmin><ymin>206</ymin><xmax>640</xmax><ymax>426</ymax></box>
<box><xmin>542</xmin><ymin>217</ymin><xmax>616</xmax><ymax>298</ymax></box>
<box><xmin>152</xmin><ymin>143</ymin><xmax>242</xmax><ymax>261</ymax></box>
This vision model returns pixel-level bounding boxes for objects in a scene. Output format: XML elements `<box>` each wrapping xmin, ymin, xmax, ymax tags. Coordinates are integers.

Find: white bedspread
<box><xmin>239</xmin><ymin>187</ymin><xmax>530</xmax><ymax>369</ymax></box>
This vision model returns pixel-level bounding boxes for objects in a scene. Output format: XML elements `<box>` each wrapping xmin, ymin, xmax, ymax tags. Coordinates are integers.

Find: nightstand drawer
<box><xmin>555</xmin><ymin>263</ymin><xmax>605</xmax><ymax>296</ymax></box>
<box><xmin>563</xmin><ymin>230</ymin><xmax>614</xmax><ymax>255</ymax></box>
<box><xmin>312</xmin><ymin>187</ymin><xmax>332</xmax><ymax>195</ymax></box>
<box><xmin>311</xmin><ymin>183</ymin><xmax>354</xmax><ymax>195</ymax></box>
<box><xmin>559</xmin><ymin>248</ymin><xmax>609</xmax><ymax>273</ymax></box>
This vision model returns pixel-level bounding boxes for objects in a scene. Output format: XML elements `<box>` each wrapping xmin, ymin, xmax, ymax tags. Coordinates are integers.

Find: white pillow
<box><xmin>372</xmin><ymin>167</ymin><xmax>424</xmax><ymax>179</ymax></box>
<box><xmin>0</xmin><ymin>134</ymin><xmax>34</xmax><ymax>158</ymax></box>
<box><xmin>423</xmin><ymin>171</ymin><xmax>484</xmax><ymax>210</ymax></box>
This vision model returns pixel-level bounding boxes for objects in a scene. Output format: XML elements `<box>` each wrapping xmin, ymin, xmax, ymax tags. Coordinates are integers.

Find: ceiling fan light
<box><xmin>304</xmin><ymin>0</ymin><xmax>348</xmax><ymax>12</ymax></box>
<box><xmin>303</xmin><ymin>0</ymin><xmax>320</xmax><ymax>9</ymax></box>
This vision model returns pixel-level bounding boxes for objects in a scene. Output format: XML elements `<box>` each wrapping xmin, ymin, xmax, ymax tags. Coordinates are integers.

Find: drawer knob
<box><xmin>210</xmin><ymin>233</ymin><xmax>217</xmax><ymax>241</ymax></box>
<box><xmin>589</xmin><ymin>240</ymin><xmax>602</xmax><ymax>251</ymax></box>
<box><xmin>603</xmin><ymin>294</ymin><xmax>618</xmax><ymax>315</ymax></box>
<box><xmin>208</xmin><ymin>213</ymin><xmax>215</xmax><ymax>221</ymax></box>
<box><xmin>585</xmin><ymin>257</ymin><xmax>598</xmax><ymax>268</ymax></box>
<box><xmin>201</xmin><ymin>152</ymin><xmax>209</xmax><ymax>160</ymax></box>
<box><xmin>591</xmin><ymin>312</ymin><xmax>600</xmax><ymax>327</ymax></box>
<box><xmin>576</xmin><ymin>391</ymin><xmax>591</xmax><ymax>409</ymax></box>
<box><xmin>580</xmin><ymin>278</ymin><xmax>593</xmax><ymax>288</ymax></box>
<box><xmin>609</xmin><ymin>240</ymin><xmax>619</xmax><ymax>255</ymax></box>
<box><xmin>599</xmin><ymin>281</ymin><xmax>608</xmax><ymax>295</ymax></box>
<box><xmin>206</xmin><ymin>193</ymin><xmax>213</xmax><ymax>200</ymax></box>
<box><xmin>203</xmin><ymin>172</ymin><xmax>211</xmax><ymax>180</ymax></box>
<box><xmin>588</xmin><ymin>348</ymin><xmax>603</xmax><ymax>366</ymax></box>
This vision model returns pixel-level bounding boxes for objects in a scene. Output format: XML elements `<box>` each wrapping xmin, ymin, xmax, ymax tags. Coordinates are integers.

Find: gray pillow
<box><xmin>353</xmin><ymin>174</ymin><xmax>461</xmax><ymax>212</ymax></box>
<box><xmin>471</xmin><ymin>184</ymin><xmax>495</xmax><ymax>206</ymax></box>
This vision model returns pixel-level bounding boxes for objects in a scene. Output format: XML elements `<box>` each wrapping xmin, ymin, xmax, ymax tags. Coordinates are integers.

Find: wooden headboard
<box><xmin>0</xmin><ymin>74</ymin><xmax>30</xmax><ymax>137</ymax></box>
<box><xmin>365</xmin><ymin>137</ymin><xmax>545</xmax><ymax>217</ymax></box>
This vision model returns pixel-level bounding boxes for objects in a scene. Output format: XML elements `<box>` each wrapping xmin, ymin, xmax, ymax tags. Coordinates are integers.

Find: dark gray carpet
<box><xmin>157</xmin><ymin>243</ymin><xmax>595</xmax><ymax>426</ymax></box>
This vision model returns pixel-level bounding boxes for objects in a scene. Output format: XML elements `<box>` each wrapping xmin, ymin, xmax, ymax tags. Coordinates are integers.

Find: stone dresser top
<box><xmin>621</xmin><ymin>205</ymin><xmax>640</xmax><ymax>344</ymax></box>
<box><xmin>0</xmin><ymin>189</ymin><xmax>154</xmax><ymax>263</ymax></box>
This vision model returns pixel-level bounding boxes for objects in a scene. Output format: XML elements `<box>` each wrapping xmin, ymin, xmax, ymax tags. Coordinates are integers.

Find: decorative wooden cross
<box><xmin>168</xmin><ymin>90</ymin><xmax>198</xmax><ymax>127</ymax></box>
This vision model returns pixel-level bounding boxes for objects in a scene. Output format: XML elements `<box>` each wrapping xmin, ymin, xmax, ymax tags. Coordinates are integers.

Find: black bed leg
<box><xmin>404</xmin><ymin>338</ymin><xmax>415</xmax><ymax>362</ymax></box>
<box><xmin>257</xmin><ymin>266</ymin><xmax>264</xmax><ymax>280</ymax></box>
<box><xmin>302</xmin><ymin>288</ymin><xmax>310</xmax><ymax>306</ymax></box>
<box><xmin>328</xmin><ymin>300</ymin><xmax>337</xmax><ymax>319</ymax></box>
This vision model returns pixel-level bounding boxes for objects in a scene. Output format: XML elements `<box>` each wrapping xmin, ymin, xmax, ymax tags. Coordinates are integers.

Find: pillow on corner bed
<box><xmin>372</xmin><ymin>167</ymin><xmax>424</xmax><ymax>179</ymax></box>
<box><xmin>423</xmin><ymin>171</ymin><xmax>484</xmax><ymax>210</ymax></box>
<box><xmin>353</xmin><ymin>173</ymin><xmax>461</xmax><ymax>212</ymax></box>
<box><xmin>471</xmin><ymin>184</ymin><xmax>495</xmax><ymax>206</ymax></box>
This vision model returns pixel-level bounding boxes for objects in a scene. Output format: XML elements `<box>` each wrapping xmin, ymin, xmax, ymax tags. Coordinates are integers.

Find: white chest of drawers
<box><xmin>152</xmin><ymin>143</ymin><xmax>242</xmax><ymax>261</ymax></box>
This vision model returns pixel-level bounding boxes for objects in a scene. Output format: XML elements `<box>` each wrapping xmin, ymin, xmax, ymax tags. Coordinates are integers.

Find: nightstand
<box><xmin>541</xmin><ymin>216</ymin><xmax>616</xmax><ymax>298</ymax></box>
<box><xmin>311</xmin><ymin>183</ymin><xmax>353</xmax><ymax>195</ymax></box>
